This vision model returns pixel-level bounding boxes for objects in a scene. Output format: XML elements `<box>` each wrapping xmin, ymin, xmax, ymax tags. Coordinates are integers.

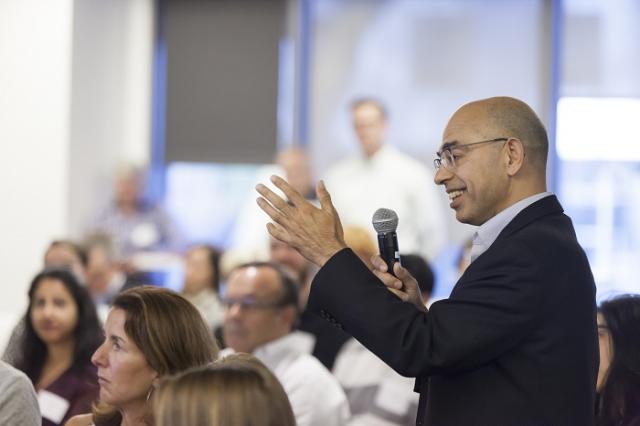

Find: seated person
<box><xmin>181</xmin><ymin>245</ymin><xmax>224</xmax><ymax>331</ymax></box>
<box><xmin>334</xmin><ymin>226</ymin><xmax>433</xmax><ymax>426</ymax></box>
<box><xmin>270</xmin><ymin>237</ymin><xmax>349</xmax><ymax>370</ymax></box>
<box><xmin>0</xmin><ymin>360</ymin><xmax>40</xmax><ymax>426</ymax></box>
<box><xmin>13</xmin><ymin>269</ymin><xmax>102</xmax><ymax>426</ymax></box>
<box><xmin>66</xmin><ymin>286</ymin><xmax>218</xmax><ymax>426</ymax></box>
<box><xmin>596</xmin><ymin>294</ymin><xmax>640</xmax><ymax>426</ymax></box>
<box><xmin>221</xmin><ymin>262</ymin><xmax>350</xmax><ymax>426</ymax></box>
<box><xmin>154</xmin><ymin>353</ymin><xmax>295</xmax><ymax>426</ymax></box>
<box><xmin>43</xmin><ymin>240</ymin><xmax>88</xmax><ymax>283</ymax></box>
<box><xmin>90</xmin><ymin>163</ymin><xmax>183</xmax><ymax>262</ymax></box>
<box><xmin>3</xmin><ymin>239</ymin><xmax>88</xmax><ymax>364</ymax></box>
<box><xmin>83</xmin><ymin>233</ymin><xmax>145</xmax><ymax>321</ymax></box>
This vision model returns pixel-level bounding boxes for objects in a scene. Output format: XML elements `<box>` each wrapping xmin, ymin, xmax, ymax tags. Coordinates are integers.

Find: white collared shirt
<box><xmin>221</xmin><ymin>332</ymin><xmax>351</xmax><ymax>426</ymax></box>
<box><xmin>324</xmin><ymin>144</ymin><xmax>447</xmax><ymax>261</ymax></box>
<box><xmin>469</xmin><ymin>192</ymin><xmax>553</xmax><ymax>263</ymax></box>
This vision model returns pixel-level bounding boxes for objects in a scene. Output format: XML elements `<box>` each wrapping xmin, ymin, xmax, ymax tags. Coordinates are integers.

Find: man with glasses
<box><xmin>221</xmin><ymin>262</ymin><xmax>350</xmax><ymax>426</ymax></box>
<box><xmin>256</xmin><ymin>96</ymin><xmax>598</xmax><ymax>425</ymax></box>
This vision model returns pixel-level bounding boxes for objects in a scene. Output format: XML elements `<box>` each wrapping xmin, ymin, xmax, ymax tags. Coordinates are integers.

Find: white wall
<box><xmin>0</xmin><ymin>0</ymin><xmax>74</xmax><ymax>347</ymax></box>
<box><xmin>69</xmin><ymin>0</ymin><xmax>153</xmax><ymax>237</ymax></box>
<box><xmin>0</xmin><ymin>0</ymin><xmax>154</xmax><ymax>350</ymax></box>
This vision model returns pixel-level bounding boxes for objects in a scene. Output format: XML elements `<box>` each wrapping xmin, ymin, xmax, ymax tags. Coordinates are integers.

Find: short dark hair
<box><xmin>45</xmin><ymin>239</ymin><xmax>88</xmax><ymax>266</ymax></box>
<box><xmin>232</xmin><ymin>261</ymin><xmax>300</xmax><ymax>314</ymax></box>
<box><xmin>401</xmin><ymin>254</ymin><xmax>435</xmax><ymax>297</ymax></box>
<box><xmin>596</xmin><ymin>294</ymin><xmax>640</xmax><ymax>426</ymax></box>
<box><xmin>190</xmin><ymin>245</ymin><xmax>222</xmax><ymax>292</ymax></box>
<box><xmin>15</xmin><ymin>268</ymin><xmax>102</xmax><ymax>382</ymax></box>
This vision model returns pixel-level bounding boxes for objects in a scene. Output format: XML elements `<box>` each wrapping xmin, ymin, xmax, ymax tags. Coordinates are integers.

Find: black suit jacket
<box><xmin>308</xmin><ymin>195</ymin><xmax>598</xmax><ymax>426</ymax></box>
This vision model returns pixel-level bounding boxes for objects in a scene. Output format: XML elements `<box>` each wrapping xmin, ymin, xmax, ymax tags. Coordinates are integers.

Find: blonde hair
<box><xmin>344</xmin><ymin>225</ymin><xmax>377</xmax><ymax>267</ymax></box>
<box><xmin>93</xmin><ymin>287</ymin><xmax>219</xmax><ymax>426</ymax></box>
<box><xmin>154</xmin><ymin>354</ymin><xmax>295</xmax><ymax>426</ymax></box>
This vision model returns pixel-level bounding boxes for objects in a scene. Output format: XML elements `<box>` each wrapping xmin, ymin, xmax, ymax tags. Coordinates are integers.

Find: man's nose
<box><xmin>225</xmin><ymin>303</ymin><xmax>243</xmax><ymax>319</ymax></box>
<box><xmin>434</xmin><ymin>166</ymin><xmax>453</xmax><ymax>186</ymax></box>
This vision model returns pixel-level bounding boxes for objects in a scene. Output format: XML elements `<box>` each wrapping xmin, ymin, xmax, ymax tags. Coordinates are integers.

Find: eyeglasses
<box><xmin>222</xmin><ymin>297</ymin><xmax>285</xmax><ymax>311</ymax></box>
<box><xmin>434</xmin><ymin>138</ymin><xmax>508</xmax><ymax>170</ymax></box>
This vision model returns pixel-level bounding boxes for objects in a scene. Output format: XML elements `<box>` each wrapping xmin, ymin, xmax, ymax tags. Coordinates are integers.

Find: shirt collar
<box><xmin>470</xmin><ymin>192</ymin><xmax>552</xmax><ymax>263</ymax></box>
<box><xmin>253</xmin><ymin>331</ymin><xmax>315</xmax><ymax>370</ymax></box>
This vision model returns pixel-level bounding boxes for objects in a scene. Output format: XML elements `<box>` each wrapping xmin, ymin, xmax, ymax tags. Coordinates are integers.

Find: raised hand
<box><xmin>256</xmin><ymin>175</ymin><xmax>347</xmax><ymax>266</ymax></box>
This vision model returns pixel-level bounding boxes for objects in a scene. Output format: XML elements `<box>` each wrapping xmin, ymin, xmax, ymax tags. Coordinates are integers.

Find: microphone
<box><xmin>372</xmin><ymin>208</ymin><xmax>401</xmax><ymax>276</ymax></box>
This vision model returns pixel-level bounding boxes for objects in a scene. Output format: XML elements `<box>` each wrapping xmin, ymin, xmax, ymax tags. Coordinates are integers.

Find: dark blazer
<box><xmin>308</xmin><ymin>195</ymin><xmax>598</xmax><ymax>426</ymax></box>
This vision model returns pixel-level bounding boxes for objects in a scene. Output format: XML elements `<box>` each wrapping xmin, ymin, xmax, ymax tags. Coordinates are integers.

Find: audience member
<box><xmin>90</xmin><ymin>163</ymin><xmax>182</xmax><ymax>262</ymax></box>
<box><xmin>270</xmin><ymin>237</ymin><xmax>313</xmax><ymax>288</ymax></box>
<box><xmin>83</xmin><ymin>233</ymin><xmax>144</xmax><ymax>320</ymax></box>
<box><xmin>4</xmin><ymin>239</ymin><xmax>89</xmax><ymax>363</ymax></box>
<box><xmin>221</xmin><ymin>262</ymin><xmax>350</xmax><ymax>426</ymax></box>
<box><xmin>596</xmin><ymin>294</ymin><xmax>640</xmax><ymax>426</ymax></box>
<box><xmin>12</xmin><ymin>269</ymin><xmax>101</xmax><ymax>426</ymax></box>
<box><xmin>0</xmin><ymin>360</ymin><xmax>40</xmax><ymax>426</ymax></box>
<box><xmin>323</xmin><ymin>97</ymin><xmax>446</xmax><ymax>261</ymax></box>
<box><xmin>66</xmin><ymin>286</ymin><xmax>218</xmax><ymax>426</ymax></box>
<box><xmin>343</xmin><ymin>225</ymin><xmax>377</xmax><ymax>269</ymax></box>
<box><xmin>269</xmin><ymin>237</ymin><xmax>349</xmax><ymax>370</ymax></box>
<box><xmin>154</xmin><ymin>353</ymin><xmax>296</xmax><ymax>426</ymax></box>
<box><xmin>400</xmin><ymin>254</ymin><xmax>435</xmax><ymax>303</ymax></box>
<box><xmin>277</xmin><ymin>146</ymin><xmax>316</xmax><ymax>200</ymax></box>
<box><xmin>229</xmin><ymin>146</ymin><xmax>316</xmax><ymax>262</ymax></box>
<box><xmin>43</xmin><ymin>240</ymin><xmax>88</xmax><ymax>283</ymax></box>
<box><xmin>333</xmin><ymin>236</ymin><xmax>433</xmax><ymax>425</ymax></box>
<box><xmin>181</xmin><ymin>245</ymin><xmax>224</xmax><ymax>331</ymax></box>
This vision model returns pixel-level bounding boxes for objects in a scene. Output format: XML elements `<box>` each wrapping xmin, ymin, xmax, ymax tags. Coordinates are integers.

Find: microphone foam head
<box><xmin>372</xmin><ymin>208</ymin><xmax>399</xmax><ymax>234</ymax></box>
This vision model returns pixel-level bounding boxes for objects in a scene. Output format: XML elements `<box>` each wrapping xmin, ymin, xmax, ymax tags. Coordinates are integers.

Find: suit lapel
<box><xmin>493</xmin><ymin>195</ymin><xmax>563</xmax><ymax>244</ymax></box>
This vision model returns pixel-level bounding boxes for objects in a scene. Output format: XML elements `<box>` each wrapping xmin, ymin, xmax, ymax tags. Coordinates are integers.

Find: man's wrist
<box><xmin>316</xmin><ymin>244</ymin><xmax>348</xmax><ymax>266</ymax></box>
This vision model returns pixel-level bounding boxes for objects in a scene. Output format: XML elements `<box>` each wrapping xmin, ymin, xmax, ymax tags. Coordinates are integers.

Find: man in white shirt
<box><xmin>324</xmin><ymin>98</ymin><xmax>446</xmax><ymax>261</ymax></box>
<box><xmin>221</xmin><ymin>262</ymin><xmax>350</xmax><ymax>426</ymax></box>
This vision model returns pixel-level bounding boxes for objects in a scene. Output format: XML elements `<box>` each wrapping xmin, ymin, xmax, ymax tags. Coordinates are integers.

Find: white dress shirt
<box><xmin>469</xmin><ymin>192</ymin><xmax>553</xmax><ymax>263</ymax></box>
<box><xmin>221</xmin><ymin>332</ymin><xmax>351</xmax><ymax>426</ymax></box>
<box><xmin>324</xmin><ymin>145</ymin><xmax>446</xmax><ymax>261</ymax></box>
<box><xmin>333</xmin><ymin>338</ymin><xmax>419</xmax><ymax>426</ymax></box>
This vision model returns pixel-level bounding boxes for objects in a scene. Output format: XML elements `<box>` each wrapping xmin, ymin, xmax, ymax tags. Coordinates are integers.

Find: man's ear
<box><xmin>279</xmin><ymin>305</ymin><xmax>297</xmax><ymax>327</ymax></box>
<box><xmin>504</xmin><ymin>138</ymin><xmax>525</xmax><ymax>176</ymax></box>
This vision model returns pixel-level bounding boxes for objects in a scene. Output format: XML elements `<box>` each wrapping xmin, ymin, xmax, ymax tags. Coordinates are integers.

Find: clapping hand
<box><xmin>256</xmin><ymin>175</ymin><xmax>347</xmax><ymax>266</ymax></box>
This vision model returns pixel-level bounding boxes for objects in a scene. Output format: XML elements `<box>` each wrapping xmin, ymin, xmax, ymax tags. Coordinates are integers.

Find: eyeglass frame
<box><xmin>221</xmin><ymin>296</ymin><xmax>288</xmax><ymax>311</ymax></box>
<box><xmin>433</xmin><ymin>137</ymin><xmax>509</xmax><ymax>170</ymax></box>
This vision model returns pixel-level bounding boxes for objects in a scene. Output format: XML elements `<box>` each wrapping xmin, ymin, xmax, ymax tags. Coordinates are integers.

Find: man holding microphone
<box><xmin>256</xmin><ymin>96</ymin><xmax>598</xmax><ymax>426</ymax></box>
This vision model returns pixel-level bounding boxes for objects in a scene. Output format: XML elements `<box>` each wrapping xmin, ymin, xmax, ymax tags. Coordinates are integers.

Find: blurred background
<box><xmin>2</xmin><ymin>0</ymin><xmax>639</xmax><ymax>347</ymax></box>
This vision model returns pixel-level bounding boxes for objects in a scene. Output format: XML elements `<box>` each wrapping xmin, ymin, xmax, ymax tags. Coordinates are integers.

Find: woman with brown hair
<box><xmin>154</xmin><ymin>353</ymin><xmax>295</xmax><ymax>426</ymax></box>
<box><xmin>66</xmin><ymin>286</ymin><xmax>219</xmax><ymax>426</ymax></box>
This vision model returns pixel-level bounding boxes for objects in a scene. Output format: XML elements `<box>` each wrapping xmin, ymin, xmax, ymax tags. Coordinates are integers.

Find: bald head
<box><xmin>461</xmin><ymin>97</ymin><xmax>548</xmax><ymax>171</ymax></box>
<box><xmin>437</xmin><ymin>97</ymin><xmax>548</xmax><ymax>225</ymax></box>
